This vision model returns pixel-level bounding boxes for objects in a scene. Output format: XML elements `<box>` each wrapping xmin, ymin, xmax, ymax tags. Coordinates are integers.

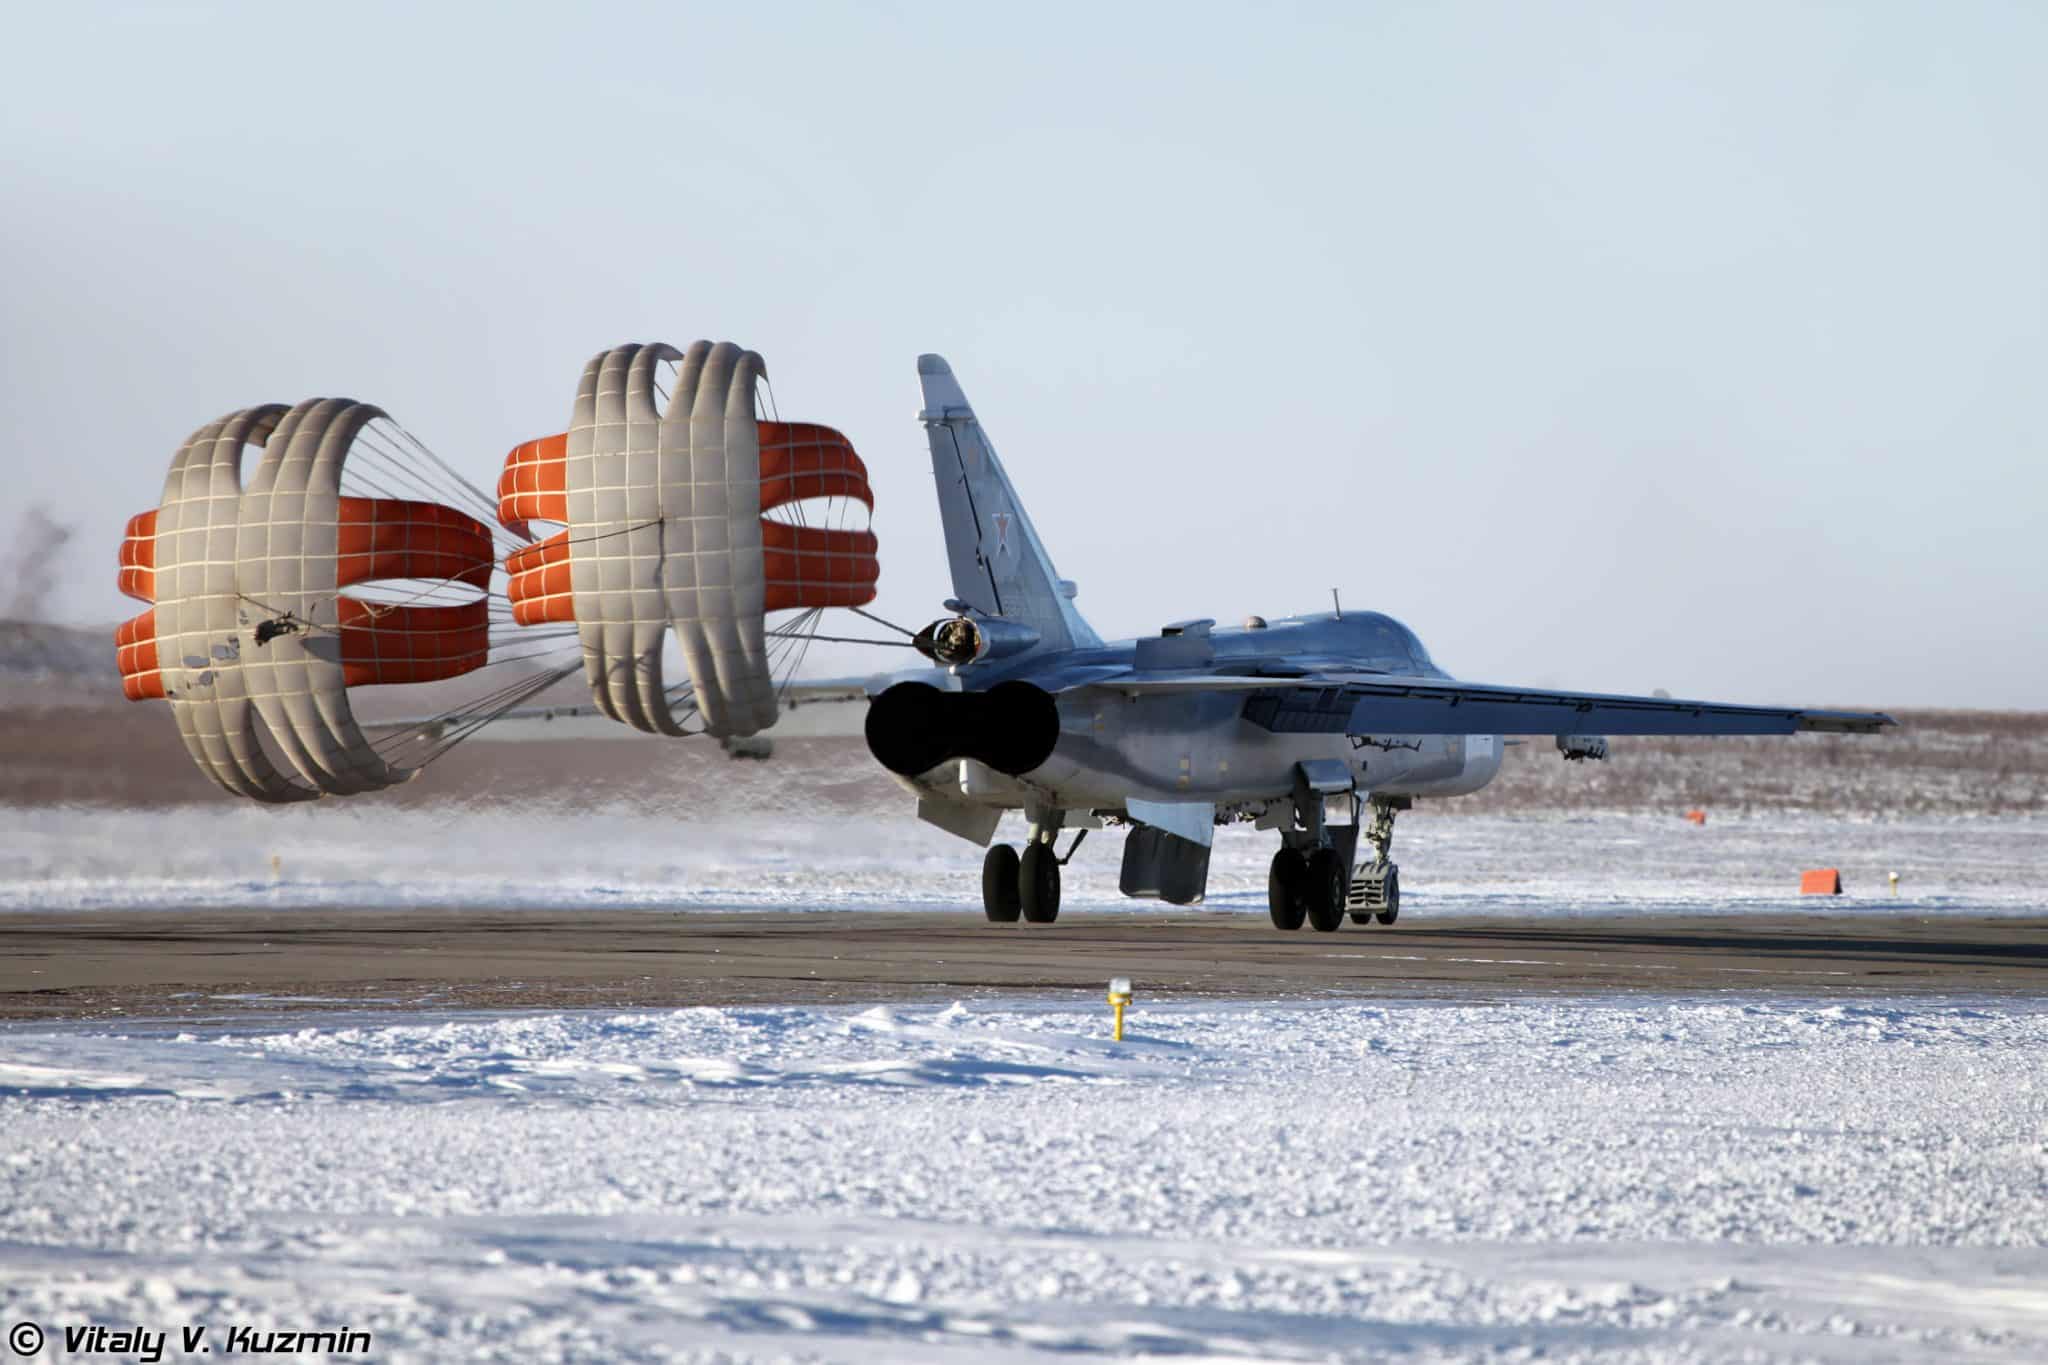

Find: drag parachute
<box><xmin>116</xmin><ymin>401</ymin><xmax>514</xmax><ymax>801</ymax></box>
<box><xmin>497</xmin><ymin>340</ymin><xmax>879</xmax><ymax>737</ymax></box>
<box><xmin>117</xmin><ymin>339</ymin><xmax>882</xmax><ymax>802</ymax></box>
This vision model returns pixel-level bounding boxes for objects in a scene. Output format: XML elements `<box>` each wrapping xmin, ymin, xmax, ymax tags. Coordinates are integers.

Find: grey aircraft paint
<box><xmin>862</xmin><ymin>355</ymin><xmax>1893</xmax><ymax>925</ymax></box>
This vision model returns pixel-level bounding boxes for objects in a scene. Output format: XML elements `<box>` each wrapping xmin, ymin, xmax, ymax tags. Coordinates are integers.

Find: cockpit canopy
<box><xmin>1346</xmin><ymin>611</ymin><xmax>1435</xmax><ymax>674</ymax></box>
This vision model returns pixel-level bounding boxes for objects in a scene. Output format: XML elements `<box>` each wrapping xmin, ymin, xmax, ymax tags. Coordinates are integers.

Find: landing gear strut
<box><xmin>1347</xmin><ymin>796</ymin><xmax>1406</xmax><ymax>925</ymax></box>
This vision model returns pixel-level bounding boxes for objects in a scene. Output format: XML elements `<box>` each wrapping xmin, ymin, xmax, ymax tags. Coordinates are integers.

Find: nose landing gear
<box><xmin>1346</xmin><ymin>796</ymin><xmax>1406</xmax><ymax>925</ymax></box>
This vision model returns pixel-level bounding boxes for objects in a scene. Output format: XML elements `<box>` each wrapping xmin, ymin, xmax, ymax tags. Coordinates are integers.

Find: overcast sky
<box><xmin>3</xmin><ymin>2</ymin><xmax>2041</xmax><ymax>707</ymax></box>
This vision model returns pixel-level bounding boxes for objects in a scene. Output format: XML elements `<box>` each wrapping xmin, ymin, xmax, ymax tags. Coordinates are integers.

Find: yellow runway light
<box><xmin>1107</xmin><ymin>977</ymin><xmax>1133</xmax><ymax>1042</ymax></box>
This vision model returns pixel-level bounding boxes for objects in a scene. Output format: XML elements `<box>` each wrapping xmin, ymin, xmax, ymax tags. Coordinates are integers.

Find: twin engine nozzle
<box><xmin>863</xmin><ymin>680</ymin><xmax>1059</xmax><ymax>778</ymax></box>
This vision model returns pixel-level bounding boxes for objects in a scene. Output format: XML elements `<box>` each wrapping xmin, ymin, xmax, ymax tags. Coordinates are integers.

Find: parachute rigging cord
<box><xmin>848</xmin><ymin>606</ymin><xmax>918</xmax><ymax>638</ymax></box>
<box><xmin>119</xmin><ymin>342</ymin><xmax>892</xmax><ymax>802</ymax></box>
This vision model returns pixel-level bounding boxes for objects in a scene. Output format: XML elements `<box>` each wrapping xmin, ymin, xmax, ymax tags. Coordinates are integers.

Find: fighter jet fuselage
<box><xmin>872</xmin><ymin>355</ymin><xmax>1891</xmax><ymax>928</ymax></box>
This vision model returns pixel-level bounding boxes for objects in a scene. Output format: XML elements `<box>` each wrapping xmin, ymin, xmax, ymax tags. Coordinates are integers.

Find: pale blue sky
<box><xmin>4</xmin><ymin>2</ymin><xmax>2042</xmax><ymax>706</ymax></box>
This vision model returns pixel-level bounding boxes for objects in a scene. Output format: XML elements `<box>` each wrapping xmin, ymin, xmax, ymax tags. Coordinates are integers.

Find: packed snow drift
<box><xmin>4</xmin><ymin>996</ymin><xmax>2046</xmax><ymax>1362</ymax></box>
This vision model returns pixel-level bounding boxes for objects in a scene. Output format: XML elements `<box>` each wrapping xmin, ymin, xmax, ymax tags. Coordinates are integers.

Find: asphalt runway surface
<box><xmin>3</xmin><ymin>909</ymin><xmax>2045</xmax><ymax>1022</ymax></box>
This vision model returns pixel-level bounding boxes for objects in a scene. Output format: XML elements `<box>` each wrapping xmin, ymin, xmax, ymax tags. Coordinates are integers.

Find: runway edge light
<box><xmin>1107</xmin><ymin>978</ymin><xmax>1133</xmax><ymax>1042</ymax></box>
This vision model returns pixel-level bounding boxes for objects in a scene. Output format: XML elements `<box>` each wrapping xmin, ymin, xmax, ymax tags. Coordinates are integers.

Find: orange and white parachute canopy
<box><xmin>117</xmin><ymin>400</ymin><xmax>555</xmax><ymax>802</ymax></box>
<box><xmin>496</xmin><ymin>340</ymin><xmax>879</xmax><ymax>738</ymax></box>
<box><xmin>118</xmin><ymin>340</ymin><xmax>882</xmax><ymax>800</ymax></box>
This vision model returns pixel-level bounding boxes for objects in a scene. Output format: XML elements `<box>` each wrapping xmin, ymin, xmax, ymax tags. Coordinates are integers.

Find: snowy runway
<box><xmin>4</xmin><ymin>997</ymin><xmax>2045</xmax><ymax>1361</ymax></box>
<box><xmin>8</xmin><ymin>805</ymin><xmax>2046</xmax><ymax>917</ymax></box>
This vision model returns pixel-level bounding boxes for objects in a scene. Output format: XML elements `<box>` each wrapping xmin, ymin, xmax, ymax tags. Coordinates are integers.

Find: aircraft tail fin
<box><xmin>917</xmin><ymin>355</ymin><xmax>1099</xmax><ymax>651</ymax></box>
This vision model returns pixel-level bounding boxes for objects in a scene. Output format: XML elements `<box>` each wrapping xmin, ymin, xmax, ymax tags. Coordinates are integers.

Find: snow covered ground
<box><xmin>4</xmin><ymin>996</ymin><xmax>2046</xmax><ymax>1362</ymax></box>
<box><xmin>6</xmin><ymin>802</ymin><xmax>2046</xmax><ymax>916</ymax></box>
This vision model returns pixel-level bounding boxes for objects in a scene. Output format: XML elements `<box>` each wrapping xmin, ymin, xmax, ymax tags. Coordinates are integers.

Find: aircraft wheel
<box><xmin>1373</xmin><ymin>865</ymin><xmax>1401</xmax><ymax>925</ymax></box>
<box><xmin>1267</xmin><ymin>850</ymin><xmax>1307</xmax><ymax>930</ymax></box>
<box><xmin>982</xmin><ymin>843</ymin><xmax>1021</xmax><ymax>923</ymax></box>
<box><xmin>1020</xmin><ymin>842</ymin><xmax>1061</xmax><ymax>923</ymax></box>
<box><xmin>1303</xmin><ymin>847</ymin><xmax>1348</xmax><ymax>933</ymax></box>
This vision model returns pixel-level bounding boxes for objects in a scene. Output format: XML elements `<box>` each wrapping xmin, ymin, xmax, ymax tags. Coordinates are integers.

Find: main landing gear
<box><xmin>1267</xmin><ymin>846</ymin><xmax>1349</xmax><ymax>932</ymax></box>
<box><xmin>982</xmin><ymin>822</ymin><xmax>1084</xmax><ymax>924</ymax></box>
<box><xmin>1269</xmin><ymin>794</ymin><xmax>1406</xmax><ymax>932</ymax></box>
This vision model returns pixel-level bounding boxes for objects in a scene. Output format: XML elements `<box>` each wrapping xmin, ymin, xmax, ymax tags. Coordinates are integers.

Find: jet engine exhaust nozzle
<box><xmin>864</xmin><ymin>681</ymin><xmax>1060</xmax><ymax>778</ymax></box>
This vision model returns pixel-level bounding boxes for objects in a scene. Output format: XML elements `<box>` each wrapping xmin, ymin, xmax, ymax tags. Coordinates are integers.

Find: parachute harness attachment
<box><xmin>252</xmin><ymin>613</ymin><xmax>303</xmax><ymax>647</ymax></box>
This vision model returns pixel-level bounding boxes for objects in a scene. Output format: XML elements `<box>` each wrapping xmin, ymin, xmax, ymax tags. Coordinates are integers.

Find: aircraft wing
<box><xmin>1075</xmin><ymin>672</ymin><xmax>1895</xmax><ymax>737</ymax></box>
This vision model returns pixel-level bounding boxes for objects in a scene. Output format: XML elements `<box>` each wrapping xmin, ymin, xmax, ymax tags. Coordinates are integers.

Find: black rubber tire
<box><xmin>1020</xmin><ymin>842</ymin><xmax>1061</xmax><ymax>923</ymax></box>
<box><xmin>1268</xmin><ymin>849</ymin><xmax>1307</xmax><ymax>930</ymax></box>
<box><xmin>982</xmin><ymin>844</ymin><xmax>1021</xmax><ymax>923</ymax></box>
<box><xmin>1304</xmin><ymin>847</ymin><xmax>1348</xmax><ymax>933</ymax></box>
<box><xmin>1373</xmin><ymin>865</ymin><xmax>1401</xmax><ymax>926</ymax></box>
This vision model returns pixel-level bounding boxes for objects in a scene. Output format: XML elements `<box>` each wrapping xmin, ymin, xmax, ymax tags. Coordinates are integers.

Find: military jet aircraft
<box><xmin>859</xmin><ymin>356</ymin><xmax>1893</xmax><ymax>931</ymax></box>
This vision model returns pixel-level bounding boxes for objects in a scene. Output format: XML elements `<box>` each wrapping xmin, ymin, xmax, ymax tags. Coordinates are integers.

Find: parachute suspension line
<box><xmin>349</xmin><ymin>428</ymin><xmax>531</xmax><ymax>559</ymax></box>
<box><xmin>652</xmin><ymin>358</ymin><xmax>680</xmax><ymax>415</ymax></box>
<box><xmin>334</xmin><ymin>457</ymin><xmax>509</xmax><ymax>560</ymax></box>
<box><xmin>365</xmin><ymin>656</ymin><xmax>580</xmax><ymax>750</ymax></box>
<box><xmin>764</xmin><ymin>606</ymin><xmax>821</xmax><ymax>704</ymax></box>
<box><xmin>763</xmin><ymin>629</ymin><xmax>916</xmax><ymax>648</ymax></box>
<box><xmin>780</xmin><ymin>606</ymin><xmax>824</xmax><ymax>700</ymax></box>
<box><xmin>368</xmin><ymin>658</ymin><xmax>585</xmax><ymax>767</ymax></box>
<box><xmin>548</xmin><ymin>517</ymin><xmax>665</xmax><ymax>552</ymax></box>
<box><xmin>346</xmin><ymin>427</ymin><xmax>491</xmax><ymax>526</ymax></box>
<box><xmin>381</xmin><ymin>420</ymin><xmax>531</xmax><ymax>550</ymax></box>
<box><xmin>470</xmin><ymin>632</ymin><xmax>582</xmax><ymax>664</ymax></box>
<box><xmin>848</xmin><ymin>606</ymin><xmax>916</xmax><ymax>638</ymax></box>
<box><xmin>652</xmin><ymin>356</ymin><xmax>678</xmax><ymax>416</ymax></box>
<box><xmin>410</xmin><ymin>668</ymin><xmax>580</xmax><ymax>763</ymax></box>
